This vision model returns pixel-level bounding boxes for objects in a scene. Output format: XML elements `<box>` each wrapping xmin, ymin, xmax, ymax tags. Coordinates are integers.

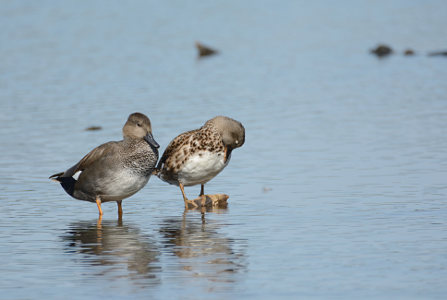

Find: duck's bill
<box><xmin>144</xmin><ymin>132</ymin><xmax>160</xmax><ymax>148</ymax></box>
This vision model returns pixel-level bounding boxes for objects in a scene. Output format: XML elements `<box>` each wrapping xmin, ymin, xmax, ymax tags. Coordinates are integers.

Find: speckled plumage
<box><xmin>156</xmin><ymin>116</ymin><xmax>245</xmax><ymax>207</ymax></box>
<box><xmin>50</xmin><ymin>112</ymin><xmax>159</xmax><ymax>216</ymax></box>
<box><xmin>157</xmin><ymin>125</ymin><xmax>225</xmax><ymax>185</ymax></box>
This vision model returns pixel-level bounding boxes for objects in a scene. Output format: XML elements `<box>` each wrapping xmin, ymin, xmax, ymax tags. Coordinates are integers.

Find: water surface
<box><xmin>1</xmin><ymin>1</ymin><xmax>447</xmax><ymax>299</ymax></box>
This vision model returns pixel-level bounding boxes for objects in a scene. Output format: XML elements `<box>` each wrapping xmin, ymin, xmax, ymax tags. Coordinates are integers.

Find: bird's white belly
<box><xmin>99</xmin><ymin>170</ymin><xmax>149</xmax><ymax>201</ymax></box>
<box><xmin>178</xmin><ymin>151</ymin><xmax>228</xmax><ymax>186</ymax></box>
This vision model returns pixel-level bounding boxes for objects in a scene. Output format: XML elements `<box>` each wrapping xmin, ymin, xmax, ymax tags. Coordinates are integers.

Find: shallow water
<box><xmin>1</xmin><ymin>1</ymin><xmax>447</xmax><ymax>299</ymax></box>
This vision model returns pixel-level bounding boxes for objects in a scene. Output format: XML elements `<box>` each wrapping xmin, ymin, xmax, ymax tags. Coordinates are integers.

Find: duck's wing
<box><xmin>50</xmin><ymin>141</ymin><xmax>118</xmax><ymax>179</ymax></box>
<box><xmin>156</xmin><ymin>130</ymin><xmax>196</xmax><ymax>170</ymax></box>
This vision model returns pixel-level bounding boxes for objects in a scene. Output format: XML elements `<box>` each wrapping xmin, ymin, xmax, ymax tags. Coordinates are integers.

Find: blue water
<box><xmin>1</xmin><ymin>1</ymin><xmax>447</xmax><ymax>299</ymax></box>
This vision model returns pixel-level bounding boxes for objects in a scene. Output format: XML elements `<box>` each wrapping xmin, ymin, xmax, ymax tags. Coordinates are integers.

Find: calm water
<box><xmin>1</xmin><ymin>1</ymin><xmax>447</xmax><ymax>299</ymax></box>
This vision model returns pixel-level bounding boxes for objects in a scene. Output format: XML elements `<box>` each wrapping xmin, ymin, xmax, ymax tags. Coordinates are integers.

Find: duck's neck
<box><xmin>123</xmin><ymin>136</ymin><xmax>141</xmax><ymax>145</ymax></box>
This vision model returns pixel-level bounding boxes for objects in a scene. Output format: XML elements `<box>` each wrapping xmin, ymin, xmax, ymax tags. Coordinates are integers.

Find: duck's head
<box><xmin>208</xmin><ymin>116</ymin><xmax>245</xmax><ymax>150</ymax></box>
<box><xmin>123</xmin><ymin>112</ymin><xmax>159</xmax><ymax>148</ymax></box>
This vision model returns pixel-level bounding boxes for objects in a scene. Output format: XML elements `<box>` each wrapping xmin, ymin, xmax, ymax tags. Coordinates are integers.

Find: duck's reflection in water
<box><xmin>62</xmin><ymin>218</ymin><xmax>160</xmax><ymax>287</ymax></box>
<box><xmin>159</xmin><ymin>212</ymin><xmax>246</xmax><ymax>287</ymax></box>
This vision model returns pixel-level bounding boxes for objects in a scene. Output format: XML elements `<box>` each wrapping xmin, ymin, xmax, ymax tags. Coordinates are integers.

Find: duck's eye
<box><xmin>137</xmin><ymin>123</ymin><xmax>142</xmax><ymax>127</ymax></box>
<box><xmin>235</xmin><ymin>140</ymin><xmax>239</xmax><ymax>145</ymax></box>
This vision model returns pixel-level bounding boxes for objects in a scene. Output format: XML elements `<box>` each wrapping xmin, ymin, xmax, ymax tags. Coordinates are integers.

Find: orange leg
<box><xmin>179</xmin><ymin>183</ymin><xmax>198</xmax><ymax>209</ymax></box>
<box><xmin>117</xmin><ymin>200</ymin><xmax>123</xmax><ymax>218</ymax></box>
<box><xmin>95</xmin><ymin>196</ymin><xmax>103</xmax><ymax>216</ymax></box>
<box><xmin>179</xmin><ymin>183</ymin><xmax>188</xmax><ymax>202</ymax></box>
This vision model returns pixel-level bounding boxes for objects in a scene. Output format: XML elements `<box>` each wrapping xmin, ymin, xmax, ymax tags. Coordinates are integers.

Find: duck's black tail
<box><xmin>49</xmin><ymin>172</ymin><xmax>76</xmax><ymax>196</ymax></box>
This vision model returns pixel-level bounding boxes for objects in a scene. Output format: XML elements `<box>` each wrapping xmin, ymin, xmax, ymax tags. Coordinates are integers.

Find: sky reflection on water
<box><xmin>1</xmin><ymin>1</ymin><xmax>447</xmax><ymax>299</ymax></box>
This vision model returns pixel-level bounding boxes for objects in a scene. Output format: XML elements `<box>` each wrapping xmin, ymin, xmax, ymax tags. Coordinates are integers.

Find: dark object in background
<box><xmin>404</xmin><ymin>49</ymin><xmax>415</xmax><ymax>56</ymax></box>
<box><xmin>85</xmin><ymin>126</ymin><xmax>102</xmax><ymax>131</ymax></box>
<box><xmin>428</xmin><ymin>50</ymin><xmax>447</xmax><ymax>57</ymax></box>
<box><xmin>370</xmin><ymin>44</ymin><xmax>393</xmax><ymax>57</ymax></box>
<box><xmin>195</xmin><ymin>41</ymin><xmax>218</xmax><ymax>58</ymax></box>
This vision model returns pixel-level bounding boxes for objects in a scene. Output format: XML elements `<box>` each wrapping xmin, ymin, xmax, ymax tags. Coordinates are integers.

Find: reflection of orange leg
<box><xmin>117</xmin><ymin>200</ymin><xmax>123</xmax><ymax>218</ymax></box>
<box><xmin>179</xmin><ymin>183</ymin><xmax>198</xmax><ymax>209</ymax></box>
<box><xmin>96</xmin><ymin>215</ymin><xmax>103</xmax><ymax>251</ymax></box>
<box><xmin>95</xmin><ymin>196</ymin><xmax>103</xmax><ymax>216</ymax></box>
<box><xmin>97</xmin><ymin>215</ymin><xmax>103</xmax><ymax>227</ymax></box>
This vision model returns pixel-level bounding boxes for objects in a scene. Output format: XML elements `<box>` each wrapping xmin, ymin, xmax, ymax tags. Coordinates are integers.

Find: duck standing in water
<box><xmin>155</xmin><ymin>116</ymin><xmax>245</xmax><ymax>209</ymax></box>
<box><xmin>50</xmin><ymin>112</ymin><xmax>159</xmax><ymax>217</ymax></box>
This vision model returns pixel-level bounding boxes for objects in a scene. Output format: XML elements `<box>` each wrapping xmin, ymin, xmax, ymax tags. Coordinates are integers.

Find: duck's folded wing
<box><xmin>50</xmin><ymin>141</ymin><xmax>118</xmax><ymax>179</ymax></box>
<box><xmin>156</xmin><ymin>130</ymin><xmax>195</xmax><ymax>170</ymax></box>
